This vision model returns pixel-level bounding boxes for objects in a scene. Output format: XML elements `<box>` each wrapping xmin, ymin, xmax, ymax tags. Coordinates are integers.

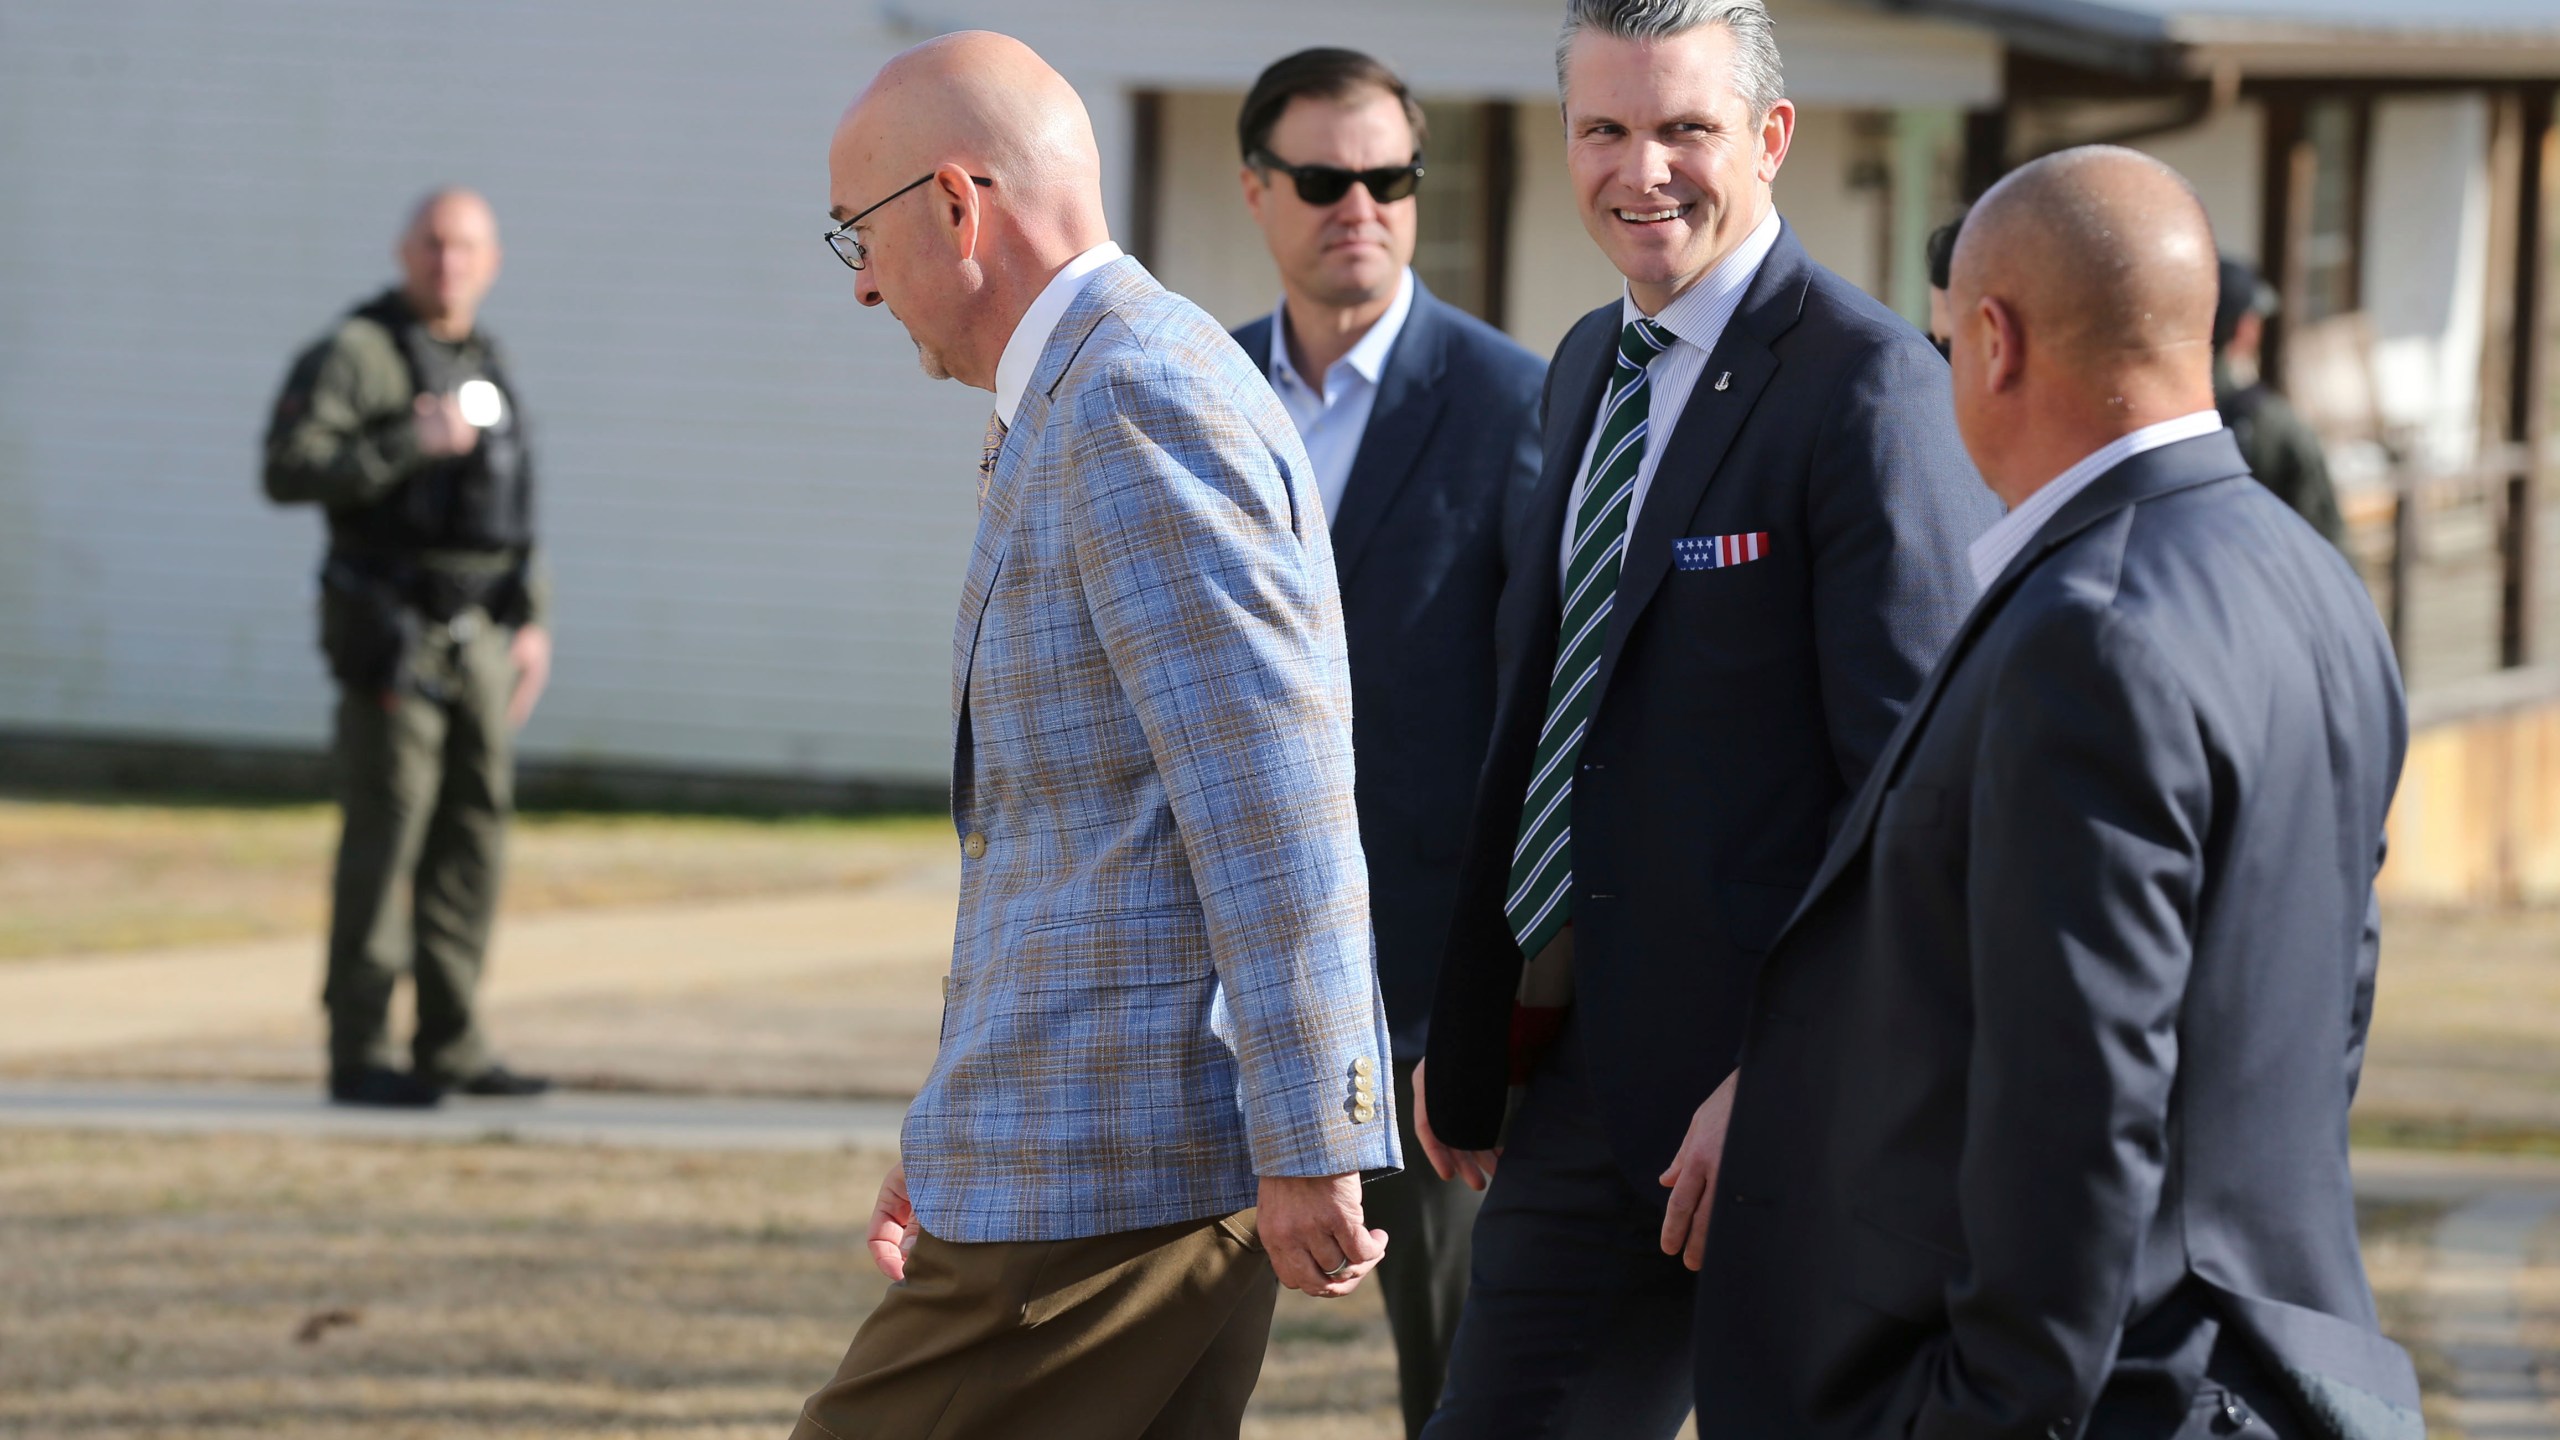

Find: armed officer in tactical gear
<box><xmin>264</xmin><ymin>188</ymin><xmax>554</xmax><ymax>1108</ymax></box>
<box><xmin>2215</xmin><ymin>253</ymin><xmax>2348</xmax><ymax>550</ymax></box>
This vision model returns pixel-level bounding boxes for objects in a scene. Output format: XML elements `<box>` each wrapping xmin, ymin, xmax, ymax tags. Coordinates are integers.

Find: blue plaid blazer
<box><xmin>903</xmin><ymin>257</ymin><xmax>1401</xmax><ymax>1243</ymax></box>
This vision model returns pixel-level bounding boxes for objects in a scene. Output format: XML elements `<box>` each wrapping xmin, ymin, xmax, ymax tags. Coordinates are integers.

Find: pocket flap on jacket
<box><xmin>2204</xmin><ymin>1283</ymin><xmax>2424</xmax><ymax>1440</ymax></box>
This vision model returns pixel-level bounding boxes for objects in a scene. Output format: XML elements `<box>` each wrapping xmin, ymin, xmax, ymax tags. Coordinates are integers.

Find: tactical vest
<box><xmin>334</xmin><ymin>291</ymin><xmax>535</xmax><ymax>557</ymax></box>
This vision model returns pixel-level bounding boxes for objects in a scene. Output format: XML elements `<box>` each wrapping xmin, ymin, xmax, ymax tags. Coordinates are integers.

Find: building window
<box><xmin>2301</xmin><ymin>98</ymin><xmax>2369</xmax><ymax>323</ymax></box>
<box><xmin>1412</xmin><ymin>101</ymin><xmax>1515</xmax><ymax>327</ymax></box>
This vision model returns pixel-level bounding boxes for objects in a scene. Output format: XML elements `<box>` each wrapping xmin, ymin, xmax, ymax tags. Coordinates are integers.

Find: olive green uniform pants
<box><xmin>791</xmin><ymin>1209</ymin><xmax>1278</xmax><ymax>1440</ymax></box>
<box><xmin>324</xmin><ymin>612</ymin><xmax>513</xmax><ymax>1083</ymax></box>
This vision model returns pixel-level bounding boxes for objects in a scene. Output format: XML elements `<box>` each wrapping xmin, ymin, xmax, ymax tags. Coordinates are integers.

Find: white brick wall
<box><xmin>0</xmin><ymin>0</ymin><xmax>1994</xmax><ymax>785</ymax></box>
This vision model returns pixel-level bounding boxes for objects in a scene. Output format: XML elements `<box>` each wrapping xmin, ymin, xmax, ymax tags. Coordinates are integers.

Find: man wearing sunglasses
<box><xmin>794</xmin><ymin>30</ymin><xmax>1398</xmax><ymax>1440</ymax></box>
<box><xmin>1229</xmin><ymin>47</ymin><xmax>1547</xmax><ymax>1440</ymax></box>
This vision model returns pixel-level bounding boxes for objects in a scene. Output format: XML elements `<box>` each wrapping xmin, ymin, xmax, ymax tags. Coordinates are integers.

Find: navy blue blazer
<box><xmin>1698</xmin><ymin>432</ymin><xmax>2416</xmax><ymax>1439</ymax></box>
<box><xmin>1234</xmin><ymin>282</ymin><xmax>1545</xmax><ymax>1059</ymax></box>
<box><xmin>1423</xmin><ymin>224</ymin><xmax>2000</xmax><ymax>1187</ymax></box>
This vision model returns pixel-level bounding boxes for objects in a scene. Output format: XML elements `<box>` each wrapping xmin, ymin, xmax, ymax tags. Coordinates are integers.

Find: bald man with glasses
<box><xmin>792</xmin><ymin>32</ymin><xmax>1400</xmax><ymax>1440</ymax></box>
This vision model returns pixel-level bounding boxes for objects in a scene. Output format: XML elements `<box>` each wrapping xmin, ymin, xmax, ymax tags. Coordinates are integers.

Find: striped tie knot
<box><xmin>1505</xmin><ymin>312</ymin><xmax>1678</xmax><ymax>961</ymax></box>
<box><xmin>1617</xmin><ymin>316</ymin><xmax>1675</xmax><ymax>371</ymax></box>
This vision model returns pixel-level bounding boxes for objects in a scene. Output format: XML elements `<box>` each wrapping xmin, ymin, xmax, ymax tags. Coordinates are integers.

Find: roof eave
<box><xmin>1860</xmin><ymin>0</ymin><xmax>2560</xmax><ymax>81</ymax></box>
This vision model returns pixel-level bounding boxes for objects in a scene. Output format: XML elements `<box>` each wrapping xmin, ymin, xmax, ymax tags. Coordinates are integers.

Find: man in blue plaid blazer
<box><xmin>792</xmin><ymin>33</ymin><xmax>1399</xmax><ymax>1440</ymax></box>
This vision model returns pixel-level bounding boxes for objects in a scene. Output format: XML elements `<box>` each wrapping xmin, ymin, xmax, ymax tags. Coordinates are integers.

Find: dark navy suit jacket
<box><xmin>1424</xmin><ymin>223</ymin><xmax>1999</xmax><ymax>1188</ymax></box>
<box><xmin>1698</xmin><ymin>432</ymin><xmax>2419</xmax><ymax>1440</ymax></box>
<box><xmin>1234</xmin><ymin>280</ymin><xmax>1545</xmax><ymax>1060</ymax></box>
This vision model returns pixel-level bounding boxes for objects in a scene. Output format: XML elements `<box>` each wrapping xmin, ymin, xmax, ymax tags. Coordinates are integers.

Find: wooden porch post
<box><xmin>2259</xmin><ymin>95</ymin><xmax>2312</xmax><ymax>391</ymax></box>
<box><xmin>2502</xmin><ymin>86</ymin><xmax>2554</xmax><ymax>668</ymax></box>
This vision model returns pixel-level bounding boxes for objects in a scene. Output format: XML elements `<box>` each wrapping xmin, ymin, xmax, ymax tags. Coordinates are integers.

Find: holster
<box><xmin>319</xmin><ymin>554</ymin><xmax>422</xmax><ymax>697</ymax></box>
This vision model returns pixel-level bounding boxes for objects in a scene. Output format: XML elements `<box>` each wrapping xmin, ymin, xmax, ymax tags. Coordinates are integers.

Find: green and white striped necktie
<box><xmin>1506</xmin><ymin>315</ymin><xmax>1674</xmax><ymax>959</ymax></box>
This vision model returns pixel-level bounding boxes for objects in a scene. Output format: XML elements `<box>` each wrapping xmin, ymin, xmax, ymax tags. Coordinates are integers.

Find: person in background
<box><xmin>1410</xmin><ymin>0</ymin><xmax>1997</xmax><ymax>1433</ymax></box>
<box><xmin>2215</xmin><ymin>254</ymin><xmax>2349</xmax><ymax>548</ymax></box>
<box><xmin>1926</xmin><ymin>212</ymin><xmax>1964</xmax><ymax>357</ymax></box>
<box><xmin>1230</xmin><ymin>46</ymin><xmax>1547</xmax><ymax>1437</ymax></box>
<box><xmin>263</xmin><ymin>188</ymin><xmax>554</xmax><ymax>1110</ymax></box>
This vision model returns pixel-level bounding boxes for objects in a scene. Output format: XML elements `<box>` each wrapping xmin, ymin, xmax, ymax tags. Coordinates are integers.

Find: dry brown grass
<box><xmin>0</xmin><ymin>1129</ymin><xmax>1403</xmax><ymax>1440</ymax></box>
<box><xmin>0</xmin><ymin>799</ymin><xmax>946</xmax><ymax>962</ymax></box>
<box><xmin>2359</xmin><ymin>906</ymin><xmax>2560</xmax><ymax>1143</ymax></box>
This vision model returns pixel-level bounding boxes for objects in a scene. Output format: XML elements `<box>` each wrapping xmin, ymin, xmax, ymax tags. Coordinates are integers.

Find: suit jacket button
<box><xmin>1352</xmin><ymin>1102</ymin><xmax>1376</xmax><ymax>1124</ymax></box>
<box><xmin>962</xmin><ymin>832</ymin><xmax>988</xmax><ymax>860</ymax></box>
<box><xmin>1352</xmin><ymin>1058</ymin><xmax>1374</xmax><ymax>1079</ymax></box>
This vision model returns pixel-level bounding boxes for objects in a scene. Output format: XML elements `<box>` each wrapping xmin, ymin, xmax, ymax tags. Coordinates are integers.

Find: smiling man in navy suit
<box><xmin>1409</xmin><ymin>2</ymin><xmax>1997</xmax><ymax>1433</ymax></box>
<box><xmin>1230</xmin><ymin>47</ymin><xmax>1546</xmax><ymax>1439</ymax></box>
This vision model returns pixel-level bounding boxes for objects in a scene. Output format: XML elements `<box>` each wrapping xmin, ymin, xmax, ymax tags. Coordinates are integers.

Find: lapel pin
<box><xmin>1714</xmin><ymin>371</ymin><xmax>1732</xmax><ymax>392</ymax></box>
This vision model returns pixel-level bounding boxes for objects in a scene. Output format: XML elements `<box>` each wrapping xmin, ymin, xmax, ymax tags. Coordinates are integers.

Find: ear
<box><xmin>931</xmin><ymin>162</ymin><xmax>986</xmax><ymax>262</ymax></box>
<box><xmin>1756</xmin><ymin>99</ymin><xmax>1796</xmax><ymax>185</ymax></box>
<box><xmin>1981</xmin><ymin>294</ymin><xmax>2026</xmax><ymax>395</ymax></box>
<box><xmin>1242</xmin><ymin>163</ymin><xmax>1270</xmax><ymax>224</ymax></box>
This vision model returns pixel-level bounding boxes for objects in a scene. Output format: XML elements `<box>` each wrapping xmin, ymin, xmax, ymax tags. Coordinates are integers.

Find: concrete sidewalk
<box><xmin>0</xmin><ymin>861</ymin><xmax>961</xmax><ymax>1098</ymax></box>
<box><xmin>0</xmin><ymin>873</ymin><xmax>957</xmax><ymax>1064</ymax></box>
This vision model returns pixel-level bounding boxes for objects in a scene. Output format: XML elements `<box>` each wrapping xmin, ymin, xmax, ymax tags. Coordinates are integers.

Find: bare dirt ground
<box><xmin>0</xmin><ymin>797</ymin><xmax>946</xmax><ymax>961</ymax></box>
<box><xmin>2359</xmin><ymin>906</ymin><xmax>2560</xmax><ymax>1146</ymax></box>
<box><xmin>0</xmin><ymin>1129</ymin><xmax>1404</xmax><ymax>1440</ymax></box>
<box><xmin>2</xmin><ymin>797</ymin><xmax>2554</xmax><ymax>1436</ymax></box>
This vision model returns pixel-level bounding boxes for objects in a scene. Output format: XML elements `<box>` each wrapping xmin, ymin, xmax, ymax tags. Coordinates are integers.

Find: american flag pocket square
<box><xmin>1674</xmin><ymin>532</ymin><xmax>1771</xmax><ymax>571</ymax></box>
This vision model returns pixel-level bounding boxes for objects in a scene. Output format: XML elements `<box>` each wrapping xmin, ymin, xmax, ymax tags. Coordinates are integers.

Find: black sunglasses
<box><xmin>1250</xmin><ymin>151</ymin><xmax>1424</xmax><ymax>207</ymax></box>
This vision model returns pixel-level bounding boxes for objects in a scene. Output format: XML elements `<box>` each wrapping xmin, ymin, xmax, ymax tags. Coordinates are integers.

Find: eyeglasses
<box><xmin>826</xmin><ymin>172</ymin><xmax>994</xmax><ymax>271</ymax></box>
<box><xmin>1250</xmin><ymin>151</ymin><xmax>1424</xmax><ymax>207</ymax></box>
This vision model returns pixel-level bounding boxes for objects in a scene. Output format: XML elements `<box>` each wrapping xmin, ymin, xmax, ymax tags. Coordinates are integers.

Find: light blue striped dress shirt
<box><xmin>1558</xmin><ymin>207</ymin><xmax>1784</xmax><ymax>584</ymax></box>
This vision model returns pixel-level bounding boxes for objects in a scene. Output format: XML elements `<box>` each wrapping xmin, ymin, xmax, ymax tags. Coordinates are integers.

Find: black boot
<box><xmin>329</xmin><ymin>1065</ymin><xmax>444</xmax><ymax>1108</ymax></box>
<box><xmin>452</xmin><ymin>1064</ymin><xmax>552</xmax><ymax>1098</ymax></box>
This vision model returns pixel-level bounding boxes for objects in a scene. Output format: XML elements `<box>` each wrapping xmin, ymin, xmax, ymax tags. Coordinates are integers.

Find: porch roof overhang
<box><xmin>1859</xmin><ymin>0</ymin><xmax>2560</xmax><ymax>81</ymax></box>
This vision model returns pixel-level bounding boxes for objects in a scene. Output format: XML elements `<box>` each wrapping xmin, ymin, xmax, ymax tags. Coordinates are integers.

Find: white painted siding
<box><xmin>0</xmin><ymin>0</ymin><xmax>1995</xmax><ymax>785</ymax></box>
<box><xmin>2132</xmin><ymin>103</ymin><xmax>2267</xmax><ymax>264</ymax></box>
<box><xmin>2363</xmin><ymin>94</ymin><xmax>2493</xmax><ymax>475</ymax></box>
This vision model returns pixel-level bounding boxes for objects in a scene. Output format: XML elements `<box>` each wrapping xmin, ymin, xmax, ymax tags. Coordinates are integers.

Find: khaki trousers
<box><xmin>791</xmin><ymin>1209</ymin><xmax>1277</xmax><ymax>1440</ymax></box>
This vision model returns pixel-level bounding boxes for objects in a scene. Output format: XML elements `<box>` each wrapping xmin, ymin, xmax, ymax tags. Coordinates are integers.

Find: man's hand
<box><xmin>413</xmin><ymin>392</ymin><xmax>481</xmax><ymax>457</ymax></box>
<box><xmin>508</xmin><ymin>624</ymin><xmax>552</xmax><ymax>729</ymax></box>
<box><xmin>1659</xmin><ymin>1069</ymin><xmax>1740</xmax><ymax>1271</ymax></box>
<box><xmin>867</xmin><ymin>1161</ymin><xmax>919</xmax><ymax>1282</ymax></box>
<box><xmin>1412</xmin><ymin>1058</ymin><xmax>1499</xmax><ymax>1192</ymax></box>
<box><xmin>1258</xmin><ymin>1172</ymin><xmax>1386</xmax><ymax>1299</ymax></box>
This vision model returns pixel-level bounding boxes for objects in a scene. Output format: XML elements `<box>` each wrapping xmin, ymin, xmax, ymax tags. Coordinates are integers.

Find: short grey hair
<box><xmin>1556</xmin><ymin>0</ymin><xmax>1785</xmax><ymax>120</ymax></box>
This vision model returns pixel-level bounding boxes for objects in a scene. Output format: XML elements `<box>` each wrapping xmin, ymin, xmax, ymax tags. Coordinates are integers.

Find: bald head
<box><xmin>832</xmin><ymin>31</ymin><xmax>1105</xmax><ymax>260</ymax></box>
<box><xmin>397</xmin><ymin>187</ymin><xmax>500</xmax><ymax>340</ymax></box>
<box><xmin>1957</xmin><ymin>146</ymin><xmax>2216</xmax><ymax>364</ymax></box>
<box><xmin>827</xmin><ymin>32</ymin><xmax>1110</xmax><ymax>388</ymax></box>
<box><xmin>1946</xmin><ymin>145</ymin><xmax>2220</xmax><ymax>503</ymax></box>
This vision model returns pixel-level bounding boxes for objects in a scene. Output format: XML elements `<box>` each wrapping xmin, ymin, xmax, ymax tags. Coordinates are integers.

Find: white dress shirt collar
<box><xmin>1557</xmin><ymin>208</ymin><xmax>1783</xmax><ymax>583</ymax></box>
<box><xmin>1269</xmin><ymin>267</ymin><xmax>1414</xmax><ymax>401</ymax></box>
<box><xmin>993</xmin><ymin>241</ymin><xmax>1125</xmax><ymax>431</ymax></box>
<box><xmin>1966</xmin><ymin>409</ymin><xmax>2226</xmax><ymax>591</ymax></box>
